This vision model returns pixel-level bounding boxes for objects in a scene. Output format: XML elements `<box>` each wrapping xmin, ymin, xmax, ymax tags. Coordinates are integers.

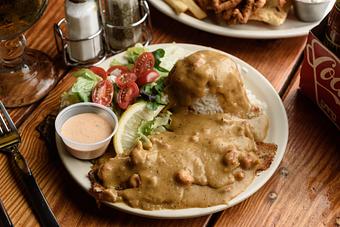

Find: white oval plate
<box><xmin>57</xmin><ymin>43</ymin><xmax>288</xmax><ymax>219</ymax></box>
<box><xmin>148</xmin><ymin>0</ymin><xmax>335</xmax><ymax>39</ymax></box>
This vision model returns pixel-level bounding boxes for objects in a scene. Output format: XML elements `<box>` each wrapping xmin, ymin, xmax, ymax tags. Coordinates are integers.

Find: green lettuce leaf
<box><xmin>137</xmin><ymin>111</ymin><xmax>172</xmax><ymax>138</ymax></box>
<box><xmin>125</xmin><ymin>43</ymin><xmax>146</xmax><ymax>64</ymax></box>
<box><xmin>109</xmin><ymin>58</ymin><xmax>124</xmax><ymax>67</ymax></box>
<box><xmin>72</xmin><ymin>68</ymin><xmax>100</xmax><ymax>81</ymax></box>
<box><xmin>60</xmin><ymin>69</ymin><xmax>101</xmax><ymax>108</ymax></box>
<box><xmin>60</xmin><ymin>91</ymin><xmax>81</xmax><ymax>109</ymax></box>
<box><xmin>71</xmin><ymin>77</ymin><xmax>98</xmax><ymax>102</ymax></box>
<box><xmin>152</xmin><ymin>49</ymin><xmax>169</xmax><ymax>73</ymax></box>
<box><xmin>141</xmin><ymin>77</ymin><xmax>168</xmax><ymax>110</ymax></box>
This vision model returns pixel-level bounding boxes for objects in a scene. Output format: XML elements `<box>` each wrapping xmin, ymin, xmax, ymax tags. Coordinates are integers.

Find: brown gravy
<box><xmin>92</xmin><ymin>110</ymin><xmax>269</xmax><ymax>209</ymax></box>
<box><xmin>167</xmin><ymin>50</ymin><xmax>251</xmax><ymax>116</ymax></box>
<box><xmin>90</xmin><ymin>50</ymin><xmax>275</xmax><ymax>210</ymax></box>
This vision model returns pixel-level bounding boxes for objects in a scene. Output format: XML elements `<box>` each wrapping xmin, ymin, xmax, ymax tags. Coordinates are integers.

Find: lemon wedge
<box><xmin>114</xmin><ymin>102</ymin><xmax>164</xmax><ymax>156</ymax></box>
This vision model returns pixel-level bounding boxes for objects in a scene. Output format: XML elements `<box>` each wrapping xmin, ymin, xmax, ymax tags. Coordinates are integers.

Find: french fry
<box><xmin>181</xmin><ymin>0</ymin><xmax>207</xmax><ymax>19</ymax></box>
<box><xmin>165</xmin><ymin>0</ymin><xmax>188</xmax><ymax>14</ymax></box>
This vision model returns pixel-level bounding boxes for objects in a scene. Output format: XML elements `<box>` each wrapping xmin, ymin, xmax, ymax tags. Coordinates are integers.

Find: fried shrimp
<box><xmin>231</xmin><ymin>0</ymin><xmax>255</xmax><ymax>24</ymax></box>
<box><xmin>197</xmin><ymin>0</ymin><xmax>271</xmax><ymax>24</ymax></box>
<box><xmin>212</xmin><ymin>0</ymin><xmax>242</xmax><ymax>13</ymax></box>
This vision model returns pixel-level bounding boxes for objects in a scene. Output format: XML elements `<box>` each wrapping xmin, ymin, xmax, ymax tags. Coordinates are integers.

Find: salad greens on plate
<box><xmin>62</xmin><ymin>44</ymin><xmax>171</xmax><ymax>110</ymax></box>
<box><xmin>60</xmin><ymin>44</ymin><xmax>182</xmax><ymax>150</ymax></box>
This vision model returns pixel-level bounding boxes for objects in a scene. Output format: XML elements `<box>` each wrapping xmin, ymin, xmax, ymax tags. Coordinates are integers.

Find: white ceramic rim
<box><xmin>148</xmin><ymin>0</ymin><xmax>335</xmax><ymax>39</ymax></box>
<box><xmin>57</xmin><ymin>43</ymin><xmax>289</xmax><ymax>219</ymax></box>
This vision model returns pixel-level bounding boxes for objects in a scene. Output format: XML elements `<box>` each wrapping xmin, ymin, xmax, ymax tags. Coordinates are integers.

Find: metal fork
<box><xmin>0</xmin><ymin>198</ymin><xmax>13</xmax><ymax>227</ymax></box>
<box><xmin>0</xmin><ymin>102</ymin><xmax>59</xmax><ymax>227</ymax></box>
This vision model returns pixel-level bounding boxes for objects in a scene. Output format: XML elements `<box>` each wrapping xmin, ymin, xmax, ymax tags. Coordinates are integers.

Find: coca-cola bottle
<box><xmin>324</xmin><ymin>1</ymin><xmax>340</xmax><ymax>58</ymax></box>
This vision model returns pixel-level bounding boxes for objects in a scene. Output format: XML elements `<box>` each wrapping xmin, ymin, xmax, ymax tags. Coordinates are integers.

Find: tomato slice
<box><xmin>137</xmin><ymin>69</ymin><xmax>160</xmax><ymax>86</ymax></box>
<box><xmin>92</xmin><ymin>80</ymin><xmax>114</xmax><ymax>106</ymax></box>
<box><xmin>107</xmin><ymin>65</ymin><xmax>129</xmax><ymax>78</ymax></box>
<box><xmin>89</xmin><ymin>66</ymin><xmax>107</xmax><ymax>79</ymax></box>
<box><xmin>117</xmin><ymin>82</ymin><xmax>139</xmax><ymax>109</ymax></box>
<box><xmin>116</xmin><ymin>72</ymin><xmax>137</xmax><ymax>88</ymax></box>
<box><xmin>133</xmin><ymin>52</ymin><xmax>155</xmax><ymax>77</ymax></box>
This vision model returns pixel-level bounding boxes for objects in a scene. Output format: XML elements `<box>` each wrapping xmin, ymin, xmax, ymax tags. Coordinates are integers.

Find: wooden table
<box><xmin>1</xmin><ymin>0</ymin><xmax>339</xmax><ymax>226</ymax></box>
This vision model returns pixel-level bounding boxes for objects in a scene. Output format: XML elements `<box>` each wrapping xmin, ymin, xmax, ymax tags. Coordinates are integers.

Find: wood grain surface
<box><xmin>214</xmin><ymin>73</ymin><xmax>340</xmax><ymax>227</ymax></box>
<box><xmin>1</xmin><ymin>0</ymin><xmax>334</xmax><ymax>226</ymax></box>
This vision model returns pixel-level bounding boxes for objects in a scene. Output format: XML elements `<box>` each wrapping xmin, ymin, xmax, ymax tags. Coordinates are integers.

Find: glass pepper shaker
<box><xmin>100</xmin><ymin>0</ymin><xmax>143</xmax><ymax>52</ymax></box>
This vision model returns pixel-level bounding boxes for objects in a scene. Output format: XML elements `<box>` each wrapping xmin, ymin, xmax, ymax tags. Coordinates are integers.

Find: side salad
<box><xmin>61</xmin><ymin>44</ymin><xmax>170</xmax><ymax>112</ymax></box>
<box><xmin>61</xmin><ymin>44</ymin><xmax>187</xmax><ymax>155</ymax></box>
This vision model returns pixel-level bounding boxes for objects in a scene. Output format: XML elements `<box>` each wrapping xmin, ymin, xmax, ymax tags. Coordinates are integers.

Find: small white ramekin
<box><xmin>55</xmin><ymin>102</ymin><xmax>118</xmax><ymax>160</ymax></box>
<box><xmin>294</xmin><ymin>0</ymin><xmax>332</xmax><ymax>22</ymax></box>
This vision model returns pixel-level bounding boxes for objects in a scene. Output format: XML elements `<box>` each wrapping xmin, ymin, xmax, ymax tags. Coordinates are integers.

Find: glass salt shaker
<box><xmin>65</xmin><ymin>0</ymin><xmax>104</xmax><ymax>62</ymax></box>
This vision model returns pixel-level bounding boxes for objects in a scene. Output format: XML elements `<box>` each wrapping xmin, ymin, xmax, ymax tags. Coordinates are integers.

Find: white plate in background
<box><xmin>148</xmin><ymin>0</ymin><xmax>335</xmax><ymax>39</ymax></box>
